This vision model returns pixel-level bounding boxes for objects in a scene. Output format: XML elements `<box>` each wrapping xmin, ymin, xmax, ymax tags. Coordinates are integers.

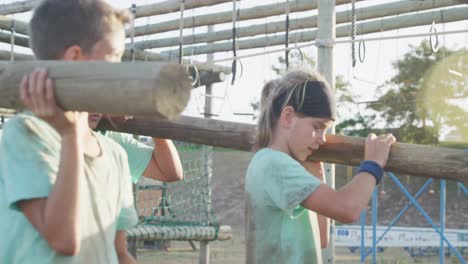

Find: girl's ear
<box><xmin>279</xmin><ymin>106</ymin><xmax>296</xmax><ymax>129</ymax></box>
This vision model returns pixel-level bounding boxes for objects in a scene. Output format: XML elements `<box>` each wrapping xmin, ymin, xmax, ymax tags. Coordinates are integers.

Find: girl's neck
<box><xmin>269</xmin><ymin>134</ymin><xmax>290</xmax><ymax>156</ymax></box>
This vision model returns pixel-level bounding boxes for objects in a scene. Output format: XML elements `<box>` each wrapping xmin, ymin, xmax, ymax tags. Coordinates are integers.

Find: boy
<box><xmin>90</xmin><ymin>115</ymin><xmax>184</xmax><ymax>185</ymax></box>
<box><xmin>0</xmin><ymin>0</ymin><xmax>140</xmax><ymax>263</ymax></box>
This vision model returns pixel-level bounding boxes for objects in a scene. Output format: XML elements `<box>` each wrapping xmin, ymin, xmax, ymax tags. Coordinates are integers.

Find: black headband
<box><xmin>272</xmin><ymin>80</ymin><xmax>337</xmax><ymax>120</ymax></box>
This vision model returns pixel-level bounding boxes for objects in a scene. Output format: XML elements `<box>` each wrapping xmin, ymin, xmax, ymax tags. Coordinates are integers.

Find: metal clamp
<box><xmin>315</xmin><ymin>39</ymin><xmax>334</xmax><ymax>48</ymax></box>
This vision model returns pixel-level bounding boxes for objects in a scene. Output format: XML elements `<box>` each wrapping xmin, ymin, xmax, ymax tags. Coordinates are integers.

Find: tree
<box><xmin>340</xmin><ymin>41</ymin><xmax>468</xmax><ymax>144</ymax></box>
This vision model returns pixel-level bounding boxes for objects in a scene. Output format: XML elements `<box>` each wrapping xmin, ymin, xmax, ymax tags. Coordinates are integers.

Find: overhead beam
<box><xmin>97</xmin><ymin>115</ymin><xmax>468</xmax><ymax>183</ymax></box>
<box><xmin>0</xmin><ymin>21</ymin><xmax>232</xmax><ymax>75</ymax></box>
<box><xmin>0</xmin><ymin>0</ymin><xmax>38</xmax><ymax>15</ymax></box>
<box><xmin>0</xmin><ymin>0</ymin><xmax>231</xmax><ymax>17</ymax></box>
<box><xmin>0</xmin><ymin>31</ymin><xmax>29</xmax><ymax>48</ymax></box>
<box><xmin>122</xmin><ymin>48</ymin><xmax>231</xmax><ymax>74</ymax></box>
<box><xmin>126</xmin><ymin>0</ymin><xmax>357</xmax><ymax>38</ymax></box>
<box><xmin>0</xmin><ymin>50</ymin><xmax>33</xmax><ymax>61</ymax></box>
<box><xmin>0</xmin><ymin>15</ymin><xmax>29</xmax><ymax>35</ymax></box>
<box><xmin>0</xmin><ymin>61</ymin><xmax>192</xmax><ymax>119</ymax></box>
<box><xmin>134</xmin><ymin>0</ymin><xmax>233</xmax><ymax>18</ymax></box>
<box><xmin>161</xmin><ymin>6</ymin><xmax>468</xmax><ymax>57</ymax></box>
<box><xmin>133</xmin><ymin>0</ymin><xmax>464</xmax><ymax>50</ymax></box>
<box><xmin>0</xmin><ymin>32</ymin><xmax>232</xmax><ymax>74</ymax></box>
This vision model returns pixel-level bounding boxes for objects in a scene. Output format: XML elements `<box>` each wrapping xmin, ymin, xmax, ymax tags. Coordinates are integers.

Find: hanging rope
<box><xmin>351</xmin><ymin>0</ymin><xmax>356</xmax><ymax>67</ymax></box>
<box><xmin>285</xmin><ymin>0</ymin><xmax>290</xmax><ymax>70</ymax></box>
<box><xmin>187</xmin><ymin>8</ymin><xmax>199</xmax><ymax>86</ymax></box>
<box><xmin>210</xmin><ymin>29</ymin><xmax>468</xmax><ymax>64</ymax></box>
<box><xmin>9</xmin><ymin>16</ymin><xmax>15</xmax><ymax>62</ymax></box>
<box><xmin>130</xmin><ymin>3</ymin><xmax>136</xmax><ymax>62</ymax></box>
<box><xmin>231</xmin><ymin>0</ymin><xmax>239</xmax><ymax>85</ymax></box>
<box><xmin>429</xmin><ymin>0</ymin><xmax>439</xmax><ymax>53</ymax></box>
<box><xmin>178</xmin><ymin>0</ymin><xmax>186</xmax><ymax>64</ymax></box>
<box><xmin>290</xmin><ymin>0</ymin><xmax>304</xmax><ymax>68</ymax></box>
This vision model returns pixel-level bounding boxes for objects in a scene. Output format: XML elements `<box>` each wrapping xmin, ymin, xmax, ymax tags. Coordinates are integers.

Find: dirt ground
<box><xmin>136</xmin><ymin>150</ymin><xmax>467</xmax><ymax>264</ymax></box>
<box><xmin>137</xmin><ymin>227</ymin><xmax>464</xmax><ymax>264</ymax></box>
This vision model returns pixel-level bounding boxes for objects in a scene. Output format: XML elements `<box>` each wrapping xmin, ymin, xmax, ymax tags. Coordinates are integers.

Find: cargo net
<box><xmin>133</xmin><ymin>142</ymin><xmax>219</xmax><ymax>240</ymax></box>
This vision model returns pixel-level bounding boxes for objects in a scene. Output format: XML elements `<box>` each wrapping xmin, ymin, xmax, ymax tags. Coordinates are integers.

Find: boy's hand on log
<box><xmin>20</xmin><ymin>68</ymin><xmax>89</xmax><ymax>138</ymax></box>
<box><xmin>364</xmin><ymin>133</ymin><xmax>396</xmax><ymax>167</ymax></box>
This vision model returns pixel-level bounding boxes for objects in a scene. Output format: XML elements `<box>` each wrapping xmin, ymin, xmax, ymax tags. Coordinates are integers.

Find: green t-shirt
<box><xmin>245</xmin><ymin>148</ymin><xmax>323</xmax><ymax>264</ymax></box>
<box><xmin>104</xmin><ymin>131</ymin><xmax>153</xmax><ymax>183</ymax></box>
<box><xmin>0</xmin><ymin>113</ymin><xmax>137</xmax><ymax>264</ymax></box>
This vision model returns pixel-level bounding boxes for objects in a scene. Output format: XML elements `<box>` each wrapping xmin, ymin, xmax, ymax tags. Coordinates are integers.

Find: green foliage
<box><xmin>341</xmin><ymin>41</ymin><xmax>468</xmax><ymax>144</ymax></box>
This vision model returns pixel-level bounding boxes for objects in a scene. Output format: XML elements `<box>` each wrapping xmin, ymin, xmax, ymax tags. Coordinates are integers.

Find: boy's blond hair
<box><xmin>29</xmin><ymin>0</ymin><xmax>131</xmax><ymax>59</ymax></box>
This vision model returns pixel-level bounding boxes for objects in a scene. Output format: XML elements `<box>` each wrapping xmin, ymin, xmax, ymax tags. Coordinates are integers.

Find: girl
<box><xmin>245</xmin><ymin>70</ymin><xmax>395</xmax><ymax>264</ymax></box>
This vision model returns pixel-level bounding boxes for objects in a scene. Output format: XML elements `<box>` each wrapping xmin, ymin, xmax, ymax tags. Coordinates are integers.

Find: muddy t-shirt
<box><xmin>104</xmin><ymin>131</ymin><xmax>153</xmax><ymax>184</ymax></box>
<box><xmin>245</xmin><ymin>148</ymin><xmax>323</xmax><ymax>264</ymax></box>
<box><xmin>0</xmin><ymin>113</ymin><xmax>137</xmax><ymax>264</ymax></box>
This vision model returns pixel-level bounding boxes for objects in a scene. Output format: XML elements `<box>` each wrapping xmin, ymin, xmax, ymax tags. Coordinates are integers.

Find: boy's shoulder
<box><xmin>4</xmin><ymin>112</ymin><xmax>40</xmax><ymax>130</ymax></box>
<box><xmin>2</xmin><ymin>112</ymin><xmax>59</xmax><ymax>144</ymax></box>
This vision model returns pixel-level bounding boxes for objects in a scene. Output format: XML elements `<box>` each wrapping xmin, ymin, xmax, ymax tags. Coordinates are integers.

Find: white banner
<box><xmin>335</xmin><ymin>225</ymin><xmax>468</xmax><ymax>247</ymax></box>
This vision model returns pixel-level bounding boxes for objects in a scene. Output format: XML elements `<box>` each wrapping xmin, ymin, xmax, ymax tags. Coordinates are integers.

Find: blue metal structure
<box><xmin>359</xmin><ymin>172</ymin><xmax>467</xmax><ymax>264</ymax></box>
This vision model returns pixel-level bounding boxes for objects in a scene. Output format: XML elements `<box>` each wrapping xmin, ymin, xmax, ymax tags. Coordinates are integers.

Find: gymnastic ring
<box><xmin>358</xmin><ymin>40</ymin><xmax>366</xmax><ymax>63</ymax></box>
<box><xmin>187</xmin><ymin>64</ymin><xmax>200</xmax><ymax>87</ymax></box>
<box><xmin>429</xmin><ymin>22</ymin><xmax>439</xmax><ymax>53</ymax></box>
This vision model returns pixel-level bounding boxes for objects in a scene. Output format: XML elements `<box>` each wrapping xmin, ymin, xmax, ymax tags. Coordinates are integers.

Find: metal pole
<box><xmin>371</xmin><ymin>188</ymin><xmax>377</xmax><ymax>264</ymax></box>
<box><xmin>205</xmin><ymin>25</ymin><xmax>215</xmax><ymax>118</ymax></box>
<box><xmin>440</xmin><ymin>179</ymin><xmax>446</xmax><ymax>264</ymax></box>
<box><xmin>360</xmin><ymin>210</ymin><xmax>366</xmax><ymax>263</ymax></box>
<box><xmin>318</xmin><ymin>0</ymin><xmax>336</xmax><ymax>263</ymax></box>
<box><xmin>199</xmin><ymin>24</ymin><xmax>215</xmax><ymax>264</ymax></box>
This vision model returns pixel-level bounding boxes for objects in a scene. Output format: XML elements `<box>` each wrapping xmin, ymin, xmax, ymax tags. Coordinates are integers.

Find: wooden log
<box><xmin>0</xmin><ymin>49</ymin><xmax>229</xmax><ymax>87</ymax></box>
<box><xmin>0</xmin><ymin>15</ymin><xmax>29</xmax><ymax>35</ymax></box>
<box><xmin>162</xmin><ymin>6</ymin><xmax>468</xmax><ymax>56</ymax></box>
<box><xmin>134</xmin><ymin>0</ymin><xmax>233</xmax><ymax>18</ymax></box>
<box><xmin>0</xmin><ymin>48</ymin><xmax>232</xmax><ymax>74</ymax></box>
<box><xmin>127</xmin><ymin>0</ymin><xmax>356</xmax><ymax>38</ymax></box>
<box><xmin>98</xmin><ymin>115</ymin><xmax>255</xmax><ymax>151</ymax></box>
<box><xmin>195</xmin><ymin>70</ymin><xmax>225</xmax><ymax>87</ymax></box>
<box><xmin>0</xmin><ymin>0</ymin><xmax>38</xmax><ymax>15</ymax></box>
<box><xmin>135</xmin><ymin>0</ymin><xmax>463</xmax><ymax>49</ymax></box>
<box><xmin>97</xmin><ymin>115</ymin><xmax>468</xmax><ymax>183</ymax></box>
<box><xmin>0</xmin><ymin>61</ymin><xmax>192</xmax><ymax>119</ymax></box>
